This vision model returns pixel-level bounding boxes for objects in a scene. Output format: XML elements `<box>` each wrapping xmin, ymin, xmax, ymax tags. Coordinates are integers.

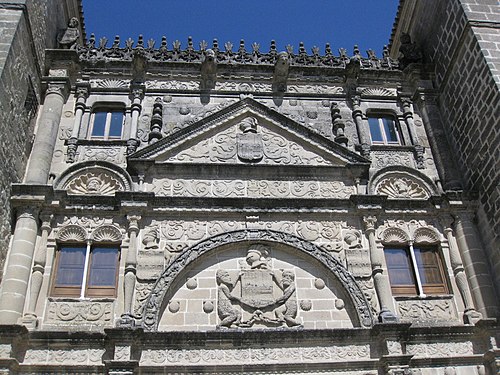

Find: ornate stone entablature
<box><xmin>369</xmin><ymin>167</ymin><xmax>437</xmax><ymax>199</ymax></box>
<box><xmin>54</xmin><ymin>161</ymin><xmax>132</xmax><ymax>195</ymax></box>
<box><xmin>141</xmin><ymin>229</ymin><xmax>373</xmax><ymax>331</ymax></box>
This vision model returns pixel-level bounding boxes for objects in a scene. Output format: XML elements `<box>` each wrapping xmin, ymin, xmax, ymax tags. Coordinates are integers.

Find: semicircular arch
<box><xmin>141</xmin><ymin>229</ymin><xmax>374</xmax><ymax>331</ymax></box>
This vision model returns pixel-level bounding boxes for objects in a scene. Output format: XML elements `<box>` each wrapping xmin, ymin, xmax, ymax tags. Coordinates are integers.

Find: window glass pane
<box><xmin>382</xmin><ymin>118</ymin><xmax>399</xmax><ymax>143</ymax></box>
<box><xmin>368</xmin><ymin>117</ymin><xmax>383</xmax><ymax>142</ymax></box>
<box><xmin>108</xmin><ymin>112</ymin><xmax>123</xmax><ymax>138</ymax></box>
<box><xmin>55</xmin><ymin>246</ymin><xmax>86</xmax><ymax>286</ymax></box>
<box><xmin>384</xmin><ymin>248</ymin><xmax>416</xmax><ymax>286</ymax></box>
<box><xmin>87</xmin><ymin>247</ymin><xmax>118</xmax><ymax>287</ymax></box>
<box><xmin>414</xmin><ymin>247</ymin><xmax>445</xmax><ymax>286</ymax></box>
<box><xmin>91</xmin><ymin>112</ymin><xmax>107</xmax><ymax>138</ymax></box>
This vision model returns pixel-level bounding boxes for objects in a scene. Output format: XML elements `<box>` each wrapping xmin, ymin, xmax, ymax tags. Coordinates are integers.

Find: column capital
<box><xmin>16</xmin><ymin>206</ymin><xmax>40</xmax><ymax>221</ymax></box>
<box><xmin>130</xmin><ymin>84</ymin><xmax>145</xmax><ymax>101</ymax></box>
<box><xmin>42</xmin><ymin>76</ymin><xmax>71</xmax><ymax>101</ymax></box>
<box><xmin>127</xmin><ymin>215</ymin><xmax>141</xmax><ymax>234</ymax></box>
<box><xmin>363</xmin><ymin>215</ymin><xmax>377</xmax><ymax>232</ymax></box>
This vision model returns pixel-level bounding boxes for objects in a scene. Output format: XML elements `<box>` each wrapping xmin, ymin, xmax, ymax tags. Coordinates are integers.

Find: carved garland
<box><xmin>141</xmin><ymin>229</ymin><xmax>374</xmax><ymax>331</ymax></box>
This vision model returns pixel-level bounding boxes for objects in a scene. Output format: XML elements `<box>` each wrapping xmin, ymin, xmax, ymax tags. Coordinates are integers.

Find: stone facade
<box><xmin>0</xmin><ymin>0</ymin><xmax>84</xmax><ymax>283</ymax></box>
<box><xmin>0</xmin><ymin>1</ymin><xmax>499</xmax><ymax>374</ymax></box>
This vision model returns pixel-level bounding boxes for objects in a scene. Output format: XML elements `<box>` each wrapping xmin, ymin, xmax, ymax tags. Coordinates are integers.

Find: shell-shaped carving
<box><xmin>91</xmin><ymin>225</ymin><xmax>122</xmax><ymax>243</ymax></box>
<box><xmin>66</xmin><ymin>172</ymin><xmax>124</xmax><ymax>196</ymax></box>
<box><xmin>57</xmin><ymin>225</ymin><xmax>87</xmax><ymax>242</ymax></box>
<box><xmin>96</xmin><ymin>79</ymin><xmax>128</xmax><ymax>88</ymax></box>
<box><xmin>375</xmin><ymin>177</ymin><xmax>429</xmax><ymax>199</ymax></box>
<box><xmin>413</xmin><ymin>227</ymin><xmax>440</xmax><ymax>244</ymax></box>
<box><xmin>381</xmin><ymin>227</ymin><xmax>409</xmax><ymax>244</ymax></box>
<box><xmin>360</xmin><ymin>87</ymin><xmax>395</xmax><ymax>97</ymax></box>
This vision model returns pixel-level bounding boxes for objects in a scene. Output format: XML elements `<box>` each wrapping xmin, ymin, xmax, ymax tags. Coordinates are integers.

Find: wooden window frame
<box><xmin>384</xmin><ymin>244</ymin><xmax>448</xmax><ymax>297</ymax></box>
<box><xmin>51</xmin><ymin>243</ymin><xmax>120</xmax><ymax>298</ymax></box>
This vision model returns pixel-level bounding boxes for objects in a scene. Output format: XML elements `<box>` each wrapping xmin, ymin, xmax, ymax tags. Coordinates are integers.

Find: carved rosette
<box><xmin>66</xmin><ymin>172</ymin><xmax>125</xmax><ymax>195</ymax></box>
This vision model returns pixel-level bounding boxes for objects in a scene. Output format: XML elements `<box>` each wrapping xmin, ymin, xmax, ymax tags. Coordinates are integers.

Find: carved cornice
<box><xmin>76</xmin><ymin>36</ymin><xmax>400</xmax><ymax>71</ymax></box>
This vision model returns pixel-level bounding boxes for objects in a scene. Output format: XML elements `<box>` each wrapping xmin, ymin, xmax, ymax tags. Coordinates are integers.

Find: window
<box><xmin>384</xmin><ymin>245</ymin><xmax>448</xmax><ymax>296</ymax></box>
<box><xmin>368</xmin><ymin>115</ymin><xmax>402</xmax><ymax>145</ymax></box>
<box><xmin>89</xmin><ymin>109</ymin><xmax>124</xmax><ymax>140</ymax></box>
<box><xmin>51</xmin><ymin>244</ymin><xmax>120</xmax><ymax>298</ymax></box>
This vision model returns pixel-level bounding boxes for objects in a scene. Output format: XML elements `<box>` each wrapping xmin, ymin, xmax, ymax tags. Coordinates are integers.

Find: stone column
<box><xmin>120</xmin><ymin>215</ymin><xmax>141</xmax><ymax>326</ymax></box>
<box><xmin>0</xmin><ymin>207</ymin><xmax>39</xmax><ymax>323</ymax></box>
<box><xmin>66</xmin><ymin>84</ymin><xmax>89</xmax><ymax>163</ymax></box>
<box><xmin>126</xmin><ymin>86</ymin><xmax>144</xmax><ymax>155</ymax></box>
<box><xmin>400</xmin><ymin>97</ymin><xmax>424</xmax><ymax>169</ymax></box>
<box><xmin>444</xmin><ymin>225</ymin><xmax>482</xmax><ymax>324</ymax></box>
<box><xmin>21</xmin><ymin>213</ymin><xmax>53</xmax><ymax>327</ymax></box>
<box><xmin>351</xmin><ymin>95</ymin><xmax>370</xmax><ymax>157</ymax></box>
<box><xmin>25</xmin><ymin>78</ymin><xmax>68</xmax><ymax>184</ymax></box>
<box><xmin>414</xmin><ymin>92</ymin><xmax>462</xmax><ymax>190</ymax></box>
<box><xmin>363</xmin><ymin>216</ymin><xmax>398</xmax><ymax>322</ymax></box>
<box><xmin>453</xmin><ymin>213</ymin><xmax>498</xmax><ymax>318</ymax></box>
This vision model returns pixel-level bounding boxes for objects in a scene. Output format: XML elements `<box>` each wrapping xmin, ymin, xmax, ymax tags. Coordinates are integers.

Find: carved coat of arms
<box><xmin>216</xmin><ymin>244</ymin><xmax>301</xmax><ymax>328</ymax></box>
<box><xmin>236</xmin><ymin>117</ymin><xmax>263</xmax><ymax>162</ymax></box>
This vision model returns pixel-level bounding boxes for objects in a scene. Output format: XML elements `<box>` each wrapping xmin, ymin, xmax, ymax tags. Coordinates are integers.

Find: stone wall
<box><xmin>392</xmin><ymin>0</ymin><xmax>500</xmax><ymax>294</ymax></box>
<box><xmin>0</xmin><ymin>1</ymin><xmax>82</xmax><ymax>283</ymax></box>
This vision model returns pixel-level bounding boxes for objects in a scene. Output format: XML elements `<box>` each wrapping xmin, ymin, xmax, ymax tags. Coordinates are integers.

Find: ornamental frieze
<box><xmin>397</xmin><ymin>298</ymin><xmax>458</xmax><ymax>322</ymax></box>
<box><xmin>150</xmin><ymin>178</ymin><xmax>354</xmax><ymax>199</ymax></box>
<box><xmin>140</xmin><ymin>344</ymin><xmax>370</xmax><ymax>366</ymax></box>
<box><xmin>45</xmin><ymin>300</ymin><xmax>113</xmax><ymax>325</ymax></box>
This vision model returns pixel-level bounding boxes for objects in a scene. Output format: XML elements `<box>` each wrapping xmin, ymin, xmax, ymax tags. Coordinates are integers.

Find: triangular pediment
<box><xmin>129</xmin><ymin>98</ymin><xmax>369</xmax><ymax>167</ymax></box>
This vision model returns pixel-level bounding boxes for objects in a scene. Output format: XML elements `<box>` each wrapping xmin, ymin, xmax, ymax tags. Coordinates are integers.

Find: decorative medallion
<box><xmin>375</xmin><ymin>177</ymin><xmax>429</xmax><ymax>199</ymax></box>
<box><xmin>66</xmin><ymin>172</ymin><xmax>125</xmax><ymax>196</ymax></box>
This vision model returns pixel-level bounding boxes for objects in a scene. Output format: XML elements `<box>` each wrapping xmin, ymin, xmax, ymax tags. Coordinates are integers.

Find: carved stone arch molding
<box><xmin>369</xmin><ymin>166</ymin><xmax>437</xmax><ymax>199</ymax></box>
<box><xmin>141</xmin><ymin>229</ymin><xmax>374</xmax><ymax>331</ymax></box>
<box><xmin>56</xmin><ymin>224</ymin><xmax>87</xmax><ymax>242</ymax></box>
<box><xmin>54</xmin><ymin>161</ymin><xmax>132</xmax><ymax>195</ymax></box>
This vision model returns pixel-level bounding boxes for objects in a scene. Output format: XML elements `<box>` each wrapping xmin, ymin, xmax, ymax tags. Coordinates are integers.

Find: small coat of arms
<box><xmin>236</xmin><ymin>117</ymin><xmax>263</xmax><ymax>162</ymax></box>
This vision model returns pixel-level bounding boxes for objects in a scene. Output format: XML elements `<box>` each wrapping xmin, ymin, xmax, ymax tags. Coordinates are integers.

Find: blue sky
<box><xmin>82</xmin><ymin>1</ymin><xmax>399</xmax><ymax>57</ymax></box>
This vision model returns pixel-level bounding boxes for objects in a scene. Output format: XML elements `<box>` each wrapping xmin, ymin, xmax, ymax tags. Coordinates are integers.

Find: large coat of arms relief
<box><xmin>216</xmin><ymin>244</ymin><xmax>300</xmax><ymax>328</ymax></box>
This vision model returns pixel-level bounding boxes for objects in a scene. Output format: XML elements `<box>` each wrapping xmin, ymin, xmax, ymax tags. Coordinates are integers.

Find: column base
<box><xmin>464</xmin><ymin>309</ymin><xmax>483</xmax><ymax>325</ymax></box>
<box><xmin>378</xmin><ymin>308</ymin><xmax>399</xmax><ymax>323</ymax></box>
<box><xmin>18</xmin><ymin>315</ymin><xmax>38</xmax><ymax>330</ymax></box>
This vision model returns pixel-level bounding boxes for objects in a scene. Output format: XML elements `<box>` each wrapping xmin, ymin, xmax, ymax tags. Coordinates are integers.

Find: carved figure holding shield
<box><xmin>216</xmin><ymin>270</ymin><xmax>241</xmax><ymax>328</ymax></box>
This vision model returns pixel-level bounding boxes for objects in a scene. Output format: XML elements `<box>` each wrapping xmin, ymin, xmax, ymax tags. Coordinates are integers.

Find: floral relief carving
<box><xmin>134</xmin><ymin>282</ymin><xmax>155</xmax><ymax>316</ymax></box>
<box><xmin>66</xmin><ymin>172</ymin><xmax>125</xmax><ymax>195</ymax></box>
<box><xmin>46</xmin><ymin>301</ymin><xmax>113</xmax><ymax>325</ymax></box>
<box><xmin>81</xmin><ymin>146</ymin><xmax>125</xmax><ymax>164</ymax></box>
<box><xmin>397</xmin><ymin>299</ymin><xmax>457</xmax><ymax>321</ymax></box>
<box><xmin>375</xmin><ymin>177</ymin><xmax>429</xmax><ymax>199</ymax></box>
<box><xmin>407</xmin><ymin>342</ymin><xmax>473</xmax><ymax>357</ymax></box>
<box><xmin>371</xmin><ymin>151</ymin><xmax>413</xmax><ymax>168</ymax></box>
<box><xmin>24</xmin><ymin>348</ymin><xmax>104</xmax><ymax>365</ymax></box>
<box><xmin>150</xmin><ymin>178</ymin><xmax>353</xmax><ymax>199</ymax></box>
<box><xmin>166</xmin><ymin>121</ymin><xmax>334</xmax><ymax>166</ymax></box>
<box><xmin>140</xmin><ymin>344</ymin><xmax>369</xmax><ymax>366</ymax></box>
